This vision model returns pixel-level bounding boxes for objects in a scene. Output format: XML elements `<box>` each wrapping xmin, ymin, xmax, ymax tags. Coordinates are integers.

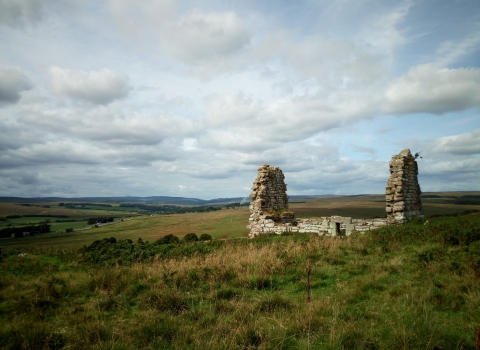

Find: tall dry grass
<box><xmin>1</xmin><ymin>213</ymin><xmax>479</xmax><ymax>349</ymax></box>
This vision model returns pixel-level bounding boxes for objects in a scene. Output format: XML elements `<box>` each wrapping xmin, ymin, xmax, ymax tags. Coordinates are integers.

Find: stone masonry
<box><xmin>385</xmin><ymin>149</ymin><xmax>423</xmax><ymax>224</ymax></box>
<box><xmin>248</xmin><ymin>216</ymin><xmax>387</xmax><ymax>238</ymax></box>
<box><xmin>247</xmin><ymin>164</ymin><xmax>387</xmax><ymax>238</ymax></box>
<box><xmin>248</xmin><ymin>165</ymin><xmax>291</xmax><ymax>237</ymax></box>
<box><xmin>248</xmin><ymin>151</ymin><xmax>423</xmax><ymax>238</ymax></box>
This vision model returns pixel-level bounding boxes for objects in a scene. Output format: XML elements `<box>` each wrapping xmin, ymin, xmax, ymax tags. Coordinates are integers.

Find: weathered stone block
<box><xmin>385</xmin><ymin>149</ymin><xmax>423</xmax><ymax>224</ymax></box>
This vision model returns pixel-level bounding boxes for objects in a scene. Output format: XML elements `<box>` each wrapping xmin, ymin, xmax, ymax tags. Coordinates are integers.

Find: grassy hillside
<box><xmin>0</xmin><ymin>208</ymin><xmax>250</xmax><ymax>250</ymax></box>
<box><xmin>2</xmin><ymin>192</ymin><xmax>479</xmax><ymax>251</ymax></box>
<box><xmin>1</xmin><ymin>211</ymin><xmax>479</xmax><ymax>349</ymax></box>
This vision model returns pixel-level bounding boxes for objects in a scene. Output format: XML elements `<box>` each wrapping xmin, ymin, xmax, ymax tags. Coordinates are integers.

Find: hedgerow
<box><xmin>80</xmin><ymin>236</ymin><xmax>224</xmax><ymax>266</ymax></box>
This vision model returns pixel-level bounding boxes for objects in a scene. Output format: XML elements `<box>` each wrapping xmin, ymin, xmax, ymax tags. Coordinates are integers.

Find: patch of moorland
<box><xmin>0</xmin><ymin>212</ymin><xmax>480</xmax><ymax>349</ymax></box>
<box><xmin>290</xmin><ymin>193</ymin><xmax>480</xmax><ymax>219</ymax></box>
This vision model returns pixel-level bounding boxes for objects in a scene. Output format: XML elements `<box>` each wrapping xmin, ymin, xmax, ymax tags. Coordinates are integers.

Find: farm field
<box><xmin>0</xmin><ymin>209</ymin><xmax>249</xmax><ymax>250</ymax></box>
<box><xmin>0</xmin><ymin>202</ymin><xmax>139</xmax><ymax>219</ymax></box>
<box><xmin>290</xmin><ymin>192</ymin><xmax>480</xmax><ymax>219</ymax></box>
<box><xmin>1</xmin><ymin>192</ymin><xmax>479</xmax><ymax>251</ymax></box>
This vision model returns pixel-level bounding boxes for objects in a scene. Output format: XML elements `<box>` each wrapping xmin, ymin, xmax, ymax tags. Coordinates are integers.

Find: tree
<box><xmin>183</xmin><ymin>233</ymin><xmax>198</xmax><ymax>242</ymax></box>
<box><xmin>199</xmin><ymin>233</ymin><xmax>212</xmax><ymax>241</ymax></box>
<box><xmin>156</xmin><ymin>234</ymin><xmax>180</xmax><ymax>245</ymax></box>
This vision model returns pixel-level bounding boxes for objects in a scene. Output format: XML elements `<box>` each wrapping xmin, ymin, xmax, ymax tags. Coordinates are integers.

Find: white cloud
<box><xmin>205</xmin><ymin>93</ymin><xmax>264</xmax><ymax>128</ymax></box>
<box><xmin>434</xmin><ymin>32</ymin><xmax>480</xmax><ymax>67</ymax></box>
<box><xmin>0</xmin><ymin>140</ymin><xmax>98</xmax><ymax>169</ymax></box>
<box><xmin>0</xmin><ymin>0</ymin><xmax>43</xmax><ymax>28</ymax></box>
<box><xmin>420</xmin><ymin>158</ymin><xmax>480</xmax><ymax>178</ymax></box>
<box><xmin>0</xmin><ymin>64</ymin><xmax>33</xmax><ymax>104</ymax></box>
<box><xmin>430</xmin><ymin>129</ymin><xmax>480</xmax><ymax>155</ymax></box>
<box><xmin>107</xmin><ymin>1</ymin><xmax>251</xmax><ymax>65</ymax></box>
<box><xmin>164</xmin><ymin>10</ymin><xmax>251</xmax><ymax>63</ymax></box>
<box><xmin>199</xmin><ymin>129</ymin><xmax>276</xmax><ymax>152</ymax></box>
<box><xmin>357</xmin><ymin>0</ymin><xmax>412</xmax><ymax>54</ymax></box>
<box><xmin>0</xmin><ymin>0</ymin><xmax>76</xmax><ymax>28</ymax></box>
<box><xmin>0</xmin><ymin>0</ymin><xmax>479</xmax><ymax>198</ymax></box>
<box><xmin>0</xmin><ymin>119</ymin><xmax>43</xmax><ymax>151</ymax></box>
<box><xmin>384</xmin><ymin>64</ymin><xmax>480</xmax><ymax>115</ymax></box>
<box><xmin>18</xmin><ymin>105</ymin><xmax>201</xmax><ymax>146</ymax></box>
<box><xmin>201</xmin><ymin>86</ymin><xmax>382</xmax><ymax>151</ymax></box>
<box><xmin>285</xmin><ymin>35</ymin><xmax>386</xmax><ymax>88</ymax></box>
<box><xmin>0</xmin><ymin>134</ymin><xmax>182</xmax><ymax>170</ymax></box>
<box><xmin>49</xmin><ymin>67</ymin><xmax>131</xmax><ymax>104</ymax></box>
<box><xmin>106</xmin><ymin>0</ymin><xmax>176</xmax><ymax>33</ymax></box>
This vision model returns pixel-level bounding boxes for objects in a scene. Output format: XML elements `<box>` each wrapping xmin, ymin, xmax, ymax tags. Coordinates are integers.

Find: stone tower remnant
<box><xmin>385</xmin><ymin>149</ymin><xmax>423</xmax><ymax>224</ymax></box>
<box><xmin>248</xmin><ymin>164</ymin><xmax>293</xmax><ymax>237</ymax></box>
<box><xmin>247</xmin><ymin>164</ymin><xmax>390</xmax><ymax>238</ymax></box>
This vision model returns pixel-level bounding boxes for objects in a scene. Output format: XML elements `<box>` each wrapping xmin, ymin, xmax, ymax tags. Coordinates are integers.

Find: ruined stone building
<box><xmin>385</xmin><ymin>149</ymin><xmax>423</xmax><ymax>224</ymax></box>
<box><xmin>248</xmin><ymin>165</ymin><xmax>292</xmax><ymax>237</ymax></box>
<box><xmin>247</xmin><ymin>149</ymin><xmax>423</xmax><ymax>238</ymax></box>
<box><xmin>249</xmin><ymin>164</ymin><xmax>289</xmax><ymax>217</ymax></box>
<box><xmin>248</xmin><ymin>165</ymin><xmax>386</xmax><ymax>238</ymax></box>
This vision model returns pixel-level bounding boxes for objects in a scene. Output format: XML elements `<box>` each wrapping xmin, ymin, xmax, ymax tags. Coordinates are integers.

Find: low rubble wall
<box><xmin>247</xmin><ymin>152</ymin><xmax>421</xmax><ymax>238</ymax></box>
<box><xmin>248</xmin><ymin>215</ymin><xmax>387</xmax><ymax>238</ymax></box>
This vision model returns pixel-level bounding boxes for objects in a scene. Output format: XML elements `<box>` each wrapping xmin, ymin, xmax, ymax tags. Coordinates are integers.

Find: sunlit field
<box><xmin>2</xmin><ymin>193</ymin><xmax>479</xmax><ymax>250</ymax></box>
<box><xmin>1</xmin><ymin>210</ymin><xmax>479</xmax><ymax>349</ymax></box>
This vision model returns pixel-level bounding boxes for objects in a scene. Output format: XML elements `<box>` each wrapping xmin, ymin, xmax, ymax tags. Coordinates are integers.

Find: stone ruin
<box><xmin>248</xmin><ymin>164</ymin><xmax>387</xmax><ymax>238</ymax></box>
<box><xmin>385</xmin><ymin>149</ymin><xmax>423</xmax><ymax>224</ymax></box>
<box><xmin>248</xmin><ymin>165</ymin><xmax>292</xmax><ymax>237</ymax></box>
<box><xmin>247</xmin><ymin>149</ymin><xmax>423</xmax><ymax>238</ymax></box>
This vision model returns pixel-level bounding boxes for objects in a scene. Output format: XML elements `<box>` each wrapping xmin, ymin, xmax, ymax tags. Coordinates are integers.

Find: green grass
<box><xmin>49</xmin><ymin>221</ymin><xmax>90</xmax><ymax>231</ymax></box>
<box><xmin>0</xmin><ymin>211</ymin><xmax>479</xmax><ymax>349</ymax></box>
<box><xmin>1</xmin><ymin>210</ymin><xmax>249</xmax><ymax>250</ymax></box>
<box><xmin>1</xmin><ymin>218</ymin><xmax>90</xmax><ymax>231</ymax></box>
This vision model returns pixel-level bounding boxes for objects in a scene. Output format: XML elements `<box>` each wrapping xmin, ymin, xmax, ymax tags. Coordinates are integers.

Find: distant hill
<box><xmin>0</xmin><ymin>194</ymin><xmax>342</xmax><ymax>206</ymax></box>
<box><xmin>0</xmin><ymin>196</ymin><xmax>249</xmax><ymax>206</ymax></box>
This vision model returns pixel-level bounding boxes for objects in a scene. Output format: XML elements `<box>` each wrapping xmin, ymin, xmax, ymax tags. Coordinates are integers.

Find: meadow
<box><xmin>1</xmin><ymin>211</ymin><xmax>479</xmax><ymax>349</ymax></box>
<box><xmin>2</xmin><ymin>192</ymin><xmax>479</xmax><ymax>250</ymax></box>
<box><xmin>0</xmin><ymin>193</ymin><xmax>479</xmax><ymax>349</ymax></box>
<box><xmin>0</xmin><ymin>201</ymin><xmax>141</xmax><ymax>235</ymax></box>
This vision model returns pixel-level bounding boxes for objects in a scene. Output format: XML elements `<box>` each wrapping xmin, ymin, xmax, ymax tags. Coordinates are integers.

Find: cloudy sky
<box><xmin>0</xmin><ymin>0</ymin><xmax>479</xmax><ymax>199</ymax></box>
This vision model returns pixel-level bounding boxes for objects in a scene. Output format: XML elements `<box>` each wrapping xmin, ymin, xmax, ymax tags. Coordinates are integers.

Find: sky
<box><xmin>0</xmin><ymin>0</ymin><xmax>479</xmax><ymax>199</ymax></box>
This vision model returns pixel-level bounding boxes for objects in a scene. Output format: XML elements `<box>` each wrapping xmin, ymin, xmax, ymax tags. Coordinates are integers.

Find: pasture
<box><xmin>0</xmin><ymin>210</ymin><xmax>479</xmax><ymax>349</ymax></box>
<box><xmin>1</xmin><ymin>192</ymin><xmax>479</xmax><ymax>250</ymax></box>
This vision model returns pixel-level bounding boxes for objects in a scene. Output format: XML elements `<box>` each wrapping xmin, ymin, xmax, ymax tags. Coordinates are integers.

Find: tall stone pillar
<box><xmin>248</xmin><ymin>164</ymin><xmax>290</xmax><ymax>236</ymax></box>
<box><xmin>386</xmin><ymin>149</ymin><xmax>423</xmax><ymax>224</ymax></box>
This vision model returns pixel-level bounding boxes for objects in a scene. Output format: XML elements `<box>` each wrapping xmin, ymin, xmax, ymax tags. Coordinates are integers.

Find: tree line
<box><xmin>0</xmin><ymin>223</ymin><xmax>51</xmax><ymax>238</ymax></box>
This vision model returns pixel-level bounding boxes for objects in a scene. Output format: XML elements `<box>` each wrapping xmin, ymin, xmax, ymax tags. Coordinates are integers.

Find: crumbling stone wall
<box><xmin>386</xmin><ymin>149</ymin><xmax>423</xmax><ymax>224</ymax></box>
<box><xmin>250</xmin><ymin>164</ymin><xmax>289</xmax><ymax>213</ymax></box>
<box><xmin>248</xmin><ymin>215</ymin><xmax>387</xmax><ymax>238</ymax></box>
<box><xmin>247</xmin><ymin>151</ymin><xmax>423</xmax><ymax>238</ymax></box>
<box><xmin>247</xmin><ymin>164</ymin><xmax>388</xmax><ymax>238</ymax></box>
<box><xmin>296</xmin><ymin>217</ymin><xmax>387</xmax><ymax>235</ymax></box>
<box><xmin>248</xmin><ymin>164</ymin><xmax>291</xmax><ymax>237</ymax></box>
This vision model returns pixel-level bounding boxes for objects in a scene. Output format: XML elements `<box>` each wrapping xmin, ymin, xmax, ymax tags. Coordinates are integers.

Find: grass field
<box><xmin>0</xmin><ymin>209</ymin><xmax>250</xmax><ymax>250</ymax></box>
<box><xmin>1</xmin><ymin>211</ymin><xmax>479</xmax><ymax>349</ymax></box>
<box><xmin>0</xmin><ymin>218</ymin><xmax>92</xmax><ymax>232</ymax></box>
<box><xmin>0</xmin><ymin>202</ymin><xmax>141</xmax><ymax>220</ymax></box>
<box><xmin>289</xmin><ymin>193</ymin><xmax>480</xmax><ymax>219</ymax></box>
<box><xmin>2</xmin><ymin>193</ymin><xmax>479</xmax><ymax>251</ymax></box>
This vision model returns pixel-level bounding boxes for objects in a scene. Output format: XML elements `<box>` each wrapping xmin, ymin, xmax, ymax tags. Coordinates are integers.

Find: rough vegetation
<box><xmin>0</xmin><ymin>212</ymin><xmax>479</xmax><ymax>349</ymax></box>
